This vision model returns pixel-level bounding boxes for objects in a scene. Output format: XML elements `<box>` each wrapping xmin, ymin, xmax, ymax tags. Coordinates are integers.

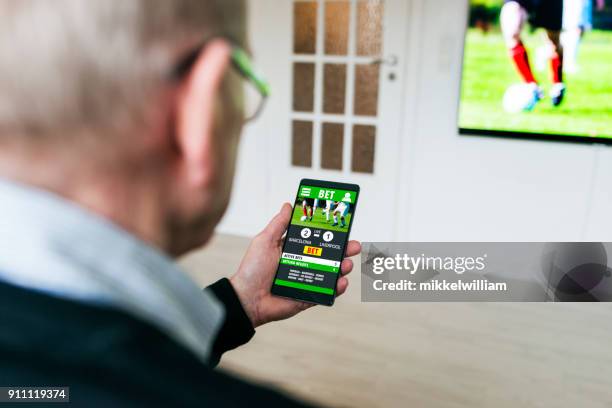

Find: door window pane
<box><xmin>354</xmin><ymin>64</ymin><xmax>379</xmax><ymax>116</ymax></box>
<box><xmin>292</xmin><ymin>121</ymin><xmax>313</xmax><ymax>167</ymax></box>
<box><xmin>323</xmin><ymin>64</ymin><xmax>346</xmax><ymax>114</ymax></box>
<box><xmin>352</xmin><ymin>125</ymin><xmax>375</xmax><ymax>173</ymax></box>
<box><xmin>293</xmin><ymin>63</ymin><xmax>315</xmax><ymax>112</ymax></box>
<box><xmin>321</xmin><ymin>123</ymin><xmax>344</xmax><ymax>170</ymax></box>
<box><xmin>294</xmin><ymin>2</ymin><xmax>317</xmax><ymax>54</ymax></box>
<box><xmin>325</xmin><ymin>1</ymin><xmax>349</xmax><ymax>55</ymax></box>
<box><xmin>356</xmin><ymin>1</ymin><xmax>383</xmax><ymax>56</ymax></box>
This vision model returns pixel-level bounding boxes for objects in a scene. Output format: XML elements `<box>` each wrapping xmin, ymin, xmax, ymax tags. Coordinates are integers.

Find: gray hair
<box><xmin>0</xmin><ymin>0</ymin><xmax>244</xmax><ymax>140</ymax></box>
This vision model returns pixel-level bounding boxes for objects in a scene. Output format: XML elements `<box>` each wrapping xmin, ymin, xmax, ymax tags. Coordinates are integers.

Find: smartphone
<box><xmin>271</xmin><ymin>179</ymin><xmax>359</xmax><ymax>306</ymax></box>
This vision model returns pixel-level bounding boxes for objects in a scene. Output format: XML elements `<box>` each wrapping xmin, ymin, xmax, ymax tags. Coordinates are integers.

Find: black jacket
<box><xmin>0</xmin><ymin>278</ymin><xmax>317</xmax><ymax>407</ymax></box>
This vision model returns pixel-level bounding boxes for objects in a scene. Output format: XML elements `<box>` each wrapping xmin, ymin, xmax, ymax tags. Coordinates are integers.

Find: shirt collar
<box><xmin>0</xmin><ymin>178</ymin><xmax>223</xmax><ymax>363</ymax></box>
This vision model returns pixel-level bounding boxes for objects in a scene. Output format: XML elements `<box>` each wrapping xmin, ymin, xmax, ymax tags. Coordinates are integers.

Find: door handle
<box><xmin>370</xmin><ymin>54</ymin><xmax>398</xmax><ymax>67</ymax></box>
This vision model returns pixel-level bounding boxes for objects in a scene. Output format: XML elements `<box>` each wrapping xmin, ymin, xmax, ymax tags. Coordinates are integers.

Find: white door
<box><xmin>258</xmin><ymin>0</ymin><xmax>409</xmax><ymax>241</ymax></box>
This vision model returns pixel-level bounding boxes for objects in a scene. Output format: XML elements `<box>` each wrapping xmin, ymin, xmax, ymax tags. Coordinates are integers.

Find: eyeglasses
<box><xmin>171</xmin><ymin>40</ymin><xmax>270</xmax><ymax>123</ymax></box>
<box><xmin>230</xmin><ymin>47</ymin><xmax>270</xmax><ymax>122</ymax></box>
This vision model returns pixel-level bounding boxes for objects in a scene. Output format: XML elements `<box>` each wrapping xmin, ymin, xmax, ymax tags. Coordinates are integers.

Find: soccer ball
<box><xmin>502</xmin><ymin>83</ymin><xmax>536</xmax><ymax>113</ymax></box>
<box><xmin>300</xmin><ymin>215</ymin><xmax>308</xmax><ymax>221</ymax></box>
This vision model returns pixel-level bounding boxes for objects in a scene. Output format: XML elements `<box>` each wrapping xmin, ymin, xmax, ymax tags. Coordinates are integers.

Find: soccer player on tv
<box><xmin>501</xmin><ymin>0</ymin><xmax>565</xmax><ymax>108</ymax></box>
<box><xmin>562</xmin><ymin>0</ymin><xmax>605</xmax><ymax>73</ymax></box>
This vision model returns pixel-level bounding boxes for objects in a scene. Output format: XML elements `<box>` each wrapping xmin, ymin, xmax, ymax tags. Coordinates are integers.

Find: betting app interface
<box><xmin>273</xmin><ymin>184</ymin><xmax>358</xmax><ymax>296</ymax></box>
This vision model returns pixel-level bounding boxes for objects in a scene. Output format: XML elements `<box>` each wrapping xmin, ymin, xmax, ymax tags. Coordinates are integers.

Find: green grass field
<box><xmin>459</xmin><ymin>28</ymin><xmax>612</xmax><ymax>139</ymax></box>
<box><xmin>290</xmin><ymin>204</ymin><xmax>352</xmax><ymax>233</ymax></box>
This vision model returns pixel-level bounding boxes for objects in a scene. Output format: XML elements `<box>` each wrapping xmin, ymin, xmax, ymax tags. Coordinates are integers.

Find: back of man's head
<box><xmin>0</xmin><ymin>0</ymin><xmax>247</xmax><ymax>255</ymax></box>
<box><xmin>0</xmin><ymin>0</ymin><xmax>243</xmax><ymax>141</ymax></box>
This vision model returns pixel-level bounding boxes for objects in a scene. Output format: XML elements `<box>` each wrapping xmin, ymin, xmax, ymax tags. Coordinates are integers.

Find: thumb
<box><xmin>262</xmin><ymin>202</ymin><xmax>292</xmax><ymax>240</ymax></box>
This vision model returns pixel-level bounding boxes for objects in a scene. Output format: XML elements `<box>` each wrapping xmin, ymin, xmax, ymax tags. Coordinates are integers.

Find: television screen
<box><xmin>458</xmin><ymin>0</ymin><xmax>612</xmax><ymax>142</ymax></box>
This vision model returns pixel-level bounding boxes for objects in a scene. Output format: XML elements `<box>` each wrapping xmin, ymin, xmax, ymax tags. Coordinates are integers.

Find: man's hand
<box><xmin>230</xmin><ymin>203</ymin><xmax>361</xmax><ymax>328</ymax></box>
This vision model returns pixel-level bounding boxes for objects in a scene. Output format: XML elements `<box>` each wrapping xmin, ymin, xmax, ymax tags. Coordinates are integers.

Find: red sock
<box><xmin>550</xmin><ymin>53</ymin><xmax>563</xmax><ymax>83</ymax></box>
<box><xmin>309</xmin><ymin>208</ymin><xmax>313</xmax><ymax>217</ymax></box>
<box><xmin>510</xmin><ymin>42</ymin><xmax>536</xmax><ymax>83</ymax></box>
<box><xmin>302</xmin><ymin>207</ymin><xmax>307</xmax><ymax>216</ymax></box>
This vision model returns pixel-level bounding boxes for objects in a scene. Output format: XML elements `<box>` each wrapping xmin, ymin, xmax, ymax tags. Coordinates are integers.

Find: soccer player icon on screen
<box><xmin>301</xmin><ymin>198</ymin><xmax>314</xmax><ymax>221</ymax></box>
<box><xmin>323</xmin><ymin>200</ymin><xmax>334</xmax><ymax>223</ymax></box>
<box><xmin>501</xmin><ymin>0</ymin><xmax>565</xmax><ymax>109</ymax></box>
<box><xmin>332</xmin><ymin>201</ymin><xmax>349</xmax><ymax>228</ymax></box>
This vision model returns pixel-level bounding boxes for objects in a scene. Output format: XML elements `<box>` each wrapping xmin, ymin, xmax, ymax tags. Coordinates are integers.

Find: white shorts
<box><xmin>563</xmin><ymin>0</ymin><xmax>593</xmax><ymax>30</ymax></box>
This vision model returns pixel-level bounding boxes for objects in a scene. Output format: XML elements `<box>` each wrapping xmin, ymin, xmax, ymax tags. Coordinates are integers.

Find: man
<box><xmin>323</xmin><ymin>199</ymin><xmax>335</xmax><ymax>223</ymax></box>
<box><xmin>536</xmin><ymin>0</ymin><xmax>606</xmax><ymax>73</ymax></box>
<box><xmin>0</xmin><ymin>1</ymin><xmax>360</xmax><ymax>406</ymax></box>
<box><xmin>332</xmin><ymin>201</ymin><xmax>350</xmax><ymax>228</ymax></box>
<box><xmin>562</xmin><ymin>0</ymin><xmax>605</xmax><ymax>72</ymax></box>
<box><xmin>501</xmin><ymin>0</ymin><xmax>565</xmax><ymax>108</ymax></box>
<box><xmin>301</xmin><ymin>198</ymin><xmax>315</xmax><ymax>221</ymax></box>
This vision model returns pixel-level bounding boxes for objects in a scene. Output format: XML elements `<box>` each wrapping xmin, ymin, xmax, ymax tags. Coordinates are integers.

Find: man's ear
<box><xmin>174</xmin><ymin>39</ymin><xmax>232</xmax><ymax>187</ymax></box>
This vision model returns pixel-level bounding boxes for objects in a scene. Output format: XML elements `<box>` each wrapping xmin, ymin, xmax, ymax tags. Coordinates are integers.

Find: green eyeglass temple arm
<box><xmin>231</xmin><ymin>47</ymin><xmax>271</xmax><ymax>98</ymax></box>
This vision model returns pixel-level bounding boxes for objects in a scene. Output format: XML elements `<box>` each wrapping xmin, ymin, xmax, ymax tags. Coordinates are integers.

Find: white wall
<box><xmin>215</xmin><ymin>0</ymin><xmax>282</xmax><ymax>236</ymax></box>
<box><xmin>217</xmin><ymin>0</ymin><xmax>612</xmax><ymax>242</ymax></box>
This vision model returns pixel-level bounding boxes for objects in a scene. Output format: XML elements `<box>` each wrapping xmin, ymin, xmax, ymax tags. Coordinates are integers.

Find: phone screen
<box><xmin>271</xmin><ymin>179</ymin><xmax>359</xmax><ymax>306</ymax></box>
